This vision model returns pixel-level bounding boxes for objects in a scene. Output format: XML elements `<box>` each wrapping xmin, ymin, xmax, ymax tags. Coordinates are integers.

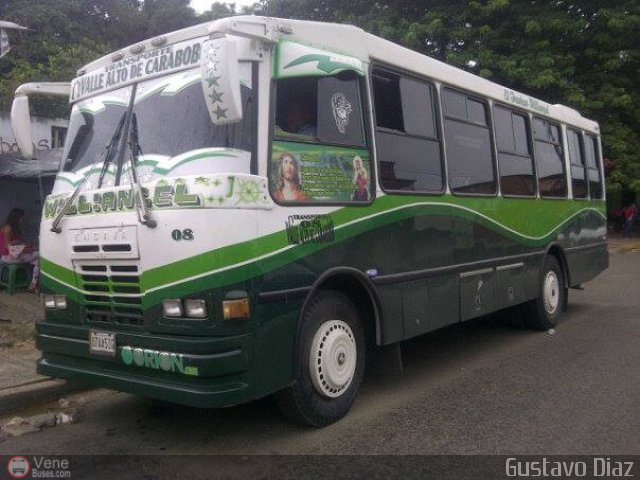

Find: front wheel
<box><xmin>276</xmin><ymin>290</ymin><xmax>365</xmax><ymax>427</ymax></box>
<box><xmin>521</xmin><ymin>255</ymin><xmax>566</xmax><ymax>330</ymax></box>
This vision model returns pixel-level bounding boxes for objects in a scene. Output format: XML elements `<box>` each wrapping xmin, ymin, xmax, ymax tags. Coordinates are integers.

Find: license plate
<box><xmin>89</xmin><ymin>331</ymin><xmax>116</xmax><ymax>357</ymax></box>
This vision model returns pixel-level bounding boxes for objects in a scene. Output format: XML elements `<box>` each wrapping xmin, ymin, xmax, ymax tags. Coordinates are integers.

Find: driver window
<box><xmin>270</xmin><ymin>73</ymin><xmax>371</xmax><ymax>204</ymax></box>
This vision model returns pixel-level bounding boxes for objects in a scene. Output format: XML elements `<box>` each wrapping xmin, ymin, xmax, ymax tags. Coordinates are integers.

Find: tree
<box><xmin>257</xmin><ymin>0</ymin><xmax>640</xmax><ymax>193</ymax></box>
<box><xmin>0</xmin><ymin>0</ymin><xmax>201</xmax><ymax>116</ymax></box>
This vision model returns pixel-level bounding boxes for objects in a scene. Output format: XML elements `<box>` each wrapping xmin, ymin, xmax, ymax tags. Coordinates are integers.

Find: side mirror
<box><xmin>10</xmin><ymin>82</ymin><xmax>71</xmax><ymax>160</ymax></box>
<box><xmin>200</xmin><ymin>37</ymin><xmax>243</xmax><ymax>125</ymax></box>
<box><xmin>10</xmin><ymin>95</ymin><xmax>34</xmax><ymax>159</ymax></box>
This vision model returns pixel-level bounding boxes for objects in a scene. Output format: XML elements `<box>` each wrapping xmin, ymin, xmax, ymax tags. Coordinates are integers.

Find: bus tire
<box><xmin>276</xmin><ymin>290</ymin><xmax>365</xmax><ymax>427</ymax></box>
<box><xmin>522</xmin><ymin>255</ymin><xmax>565</xmax><ymax>330</ymax></box>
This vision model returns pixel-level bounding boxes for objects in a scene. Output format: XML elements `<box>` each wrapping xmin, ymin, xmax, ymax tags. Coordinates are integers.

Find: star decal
<box><xmin>214</xmin><ymin>105</ymin><xmax>228</xmax><ymax>119</ymax></box>
<box><xmin>208</xmin><ymin>89</ymin><xmax>224</xmax><ymax>103</ymax></box>
<box><xmin>207</xmin><ymin>75</ymin><xmax>221</xmax><ymax>87</ymax></box>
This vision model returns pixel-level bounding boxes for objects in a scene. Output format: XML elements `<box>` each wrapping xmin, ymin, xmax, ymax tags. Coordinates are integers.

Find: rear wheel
<box><xmin>276</xmin><ymin>290</ymin><xmax>365</xmax><ymax>427</ymax></box>
<box><xmin>521</xmin><ymin>255</ymin><xmax>565</xmax><ymax>330</ymax></box>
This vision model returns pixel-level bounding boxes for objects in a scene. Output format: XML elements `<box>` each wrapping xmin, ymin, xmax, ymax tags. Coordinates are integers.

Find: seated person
<box><xmin>275</xmin><ymin>97</ymin><xmax>318</xmax><ymax>139</ymax></box>
<box><xmin>1</xmin><ymin>208</ymin><xmax>39</xmax><ymax>292</ymax></box>
<box><xmin>286</xmin><ymin>101</ymin><xmax>317</xmax><ymax>136</ymax></box>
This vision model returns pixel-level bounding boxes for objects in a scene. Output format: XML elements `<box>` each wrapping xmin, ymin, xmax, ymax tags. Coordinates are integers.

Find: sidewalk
<box><xmin>0</xmin><ymin>290</ymin><xmax>82</xmax><ymax>415</ymax></box>
<box><xmin>607</xmin><ymin>232</ymin><xmax>640</xmax><ymax>254</ymax></box>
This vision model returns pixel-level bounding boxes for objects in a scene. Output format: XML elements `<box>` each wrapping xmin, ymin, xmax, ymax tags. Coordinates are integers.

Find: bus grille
<box><xmin>78</xmin><ymin>264</ymin><xmax>143</xmax><ymax>326</ymax></box>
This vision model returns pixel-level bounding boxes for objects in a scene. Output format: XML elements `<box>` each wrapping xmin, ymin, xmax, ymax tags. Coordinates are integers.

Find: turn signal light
<box><xmin>222</xmin><ymin>298</ymin><xmax>250</xmax><ymax>320</ymax></box>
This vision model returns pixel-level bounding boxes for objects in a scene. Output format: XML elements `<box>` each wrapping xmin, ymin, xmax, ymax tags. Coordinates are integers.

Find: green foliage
<box><xmin>0</xmin><ymin>0</ymin><xmax>201</xmax><ymax>116</ymax></box>
<box><xmin>258</xmin><ymin>0</ymin><xmax>640</xmax><ymax>193</ymax></box>
<box><xmin>2</xmin><ymin>0</ymin><xmax>639</xmax><ymax>192</ymax></box>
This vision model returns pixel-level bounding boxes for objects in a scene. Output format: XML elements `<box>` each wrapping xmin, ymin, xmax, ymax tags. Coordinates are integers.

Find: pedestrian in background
<box><xmin>622</xmin><ymin>203</ymin><xmax>639</xmax><ymax>238</ymax></box>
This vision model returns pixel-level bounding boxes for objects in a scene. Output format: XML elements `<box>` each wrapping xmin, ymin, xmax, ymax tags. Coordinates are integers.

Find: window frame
<box><xmin>583</xmin><ymin>131</ymin><xmax>604</xmax><ymax>200</ymax></box>
<box><xmin>566</xmin><ymin>126</ymin><xmax>589</xmax><ymax>201</ymax></box>
<box><xmin>267</xmin><ymin>71</ymin><xmax>376</xmax><ymax>207</ymax></box>
<box><xmin>492</xmin><ymin>102</ymin><xmax>538</xmax><ymax>199</ymax></box>
<box><xmin>370</xmin><ymin>64</ymin><xmax>446</xmax><ymax>196</ymax></box>
<box><xmin>442</xmin><ymin>86</ymin><xmax>498</xmax><ymax>197</ymax></box>
<box><xmin>532</xmin><ymin>115</ymin><xmax>568</xmax><ymax>200</ymax></box>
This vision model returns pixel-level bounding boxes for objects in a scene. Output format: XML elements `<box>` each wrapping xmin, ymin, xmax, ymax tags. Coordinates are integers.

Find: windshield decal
<box><xmin>44</xmin><ymin>173</ymin><xmax>272</xmax><ymax>218</ymax></box>
<box><xmin>54</xmin><ymin>148</ymin><xmax>250</xmax><ymax>193</ymax></box>
<box><xmin>275</xmin><ymin>41</ymin><xmax>365</xmax><ymax>79</ymax></box>
<box><xmin>75</xmin><ymin>97</ymin><xmax>128</xmax><ymax>115</ymax></box>
<box><xmin>134</xmin><ymin>70</ymin><xmax>201</xmax><ymax>104</ymax></box>
<box><xmin>331</xmin><ymin>92</ymin><xmax>353</xmax><ymax>134</ymax></box>
<box><xmin>271</xmin><ymin>142</ymin><xmax>371</xmax><ymax>203</ymax></box>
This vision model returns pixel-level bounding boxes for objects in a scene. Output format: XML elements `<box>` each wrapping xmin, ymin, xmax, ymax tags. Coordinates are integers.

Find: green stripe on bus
<box><xmin>40</xmin><ymin>197</ymin><xmax>605</xmax><ymax>307</ymax></box>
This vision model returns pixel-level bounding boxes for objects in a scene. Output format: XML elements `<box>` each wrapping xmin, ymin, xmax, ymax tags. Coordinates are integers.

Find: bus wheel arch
<box><xmin>303</xmin><ymin>268</ymin><xmax>383</xmax><ymax>347</ymax></box>
<box><xmin>546</xmin><ymin>243</ymin><xmax>570</xmax><ymax>291</ymax></box>
<box><xmin>521</xmin><ymin>245</ymin><xmax>568</xmax><ymax>330</ymax></box>
<box><xmin>275</xmin><ymin>269</ymin><xmax>382</xmax><ymax>427</ymax></box>
<box><xmin>546</xmin><ymin>243</ymin><xmax>570</xmax><ymax>313</ymax></box>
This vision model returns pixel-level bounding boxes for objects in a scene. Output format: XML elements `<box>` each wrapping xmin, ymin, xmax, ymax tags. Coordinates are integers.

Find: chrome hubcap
<box><xmin>309</xmin><ymin>320</ymin><xmax>357</xmax><ymax>398</ymax></box>
<box><xmin>543</xmin><ymin>271</ymin><xmax>560</xmax><ymax>315</ymax></box>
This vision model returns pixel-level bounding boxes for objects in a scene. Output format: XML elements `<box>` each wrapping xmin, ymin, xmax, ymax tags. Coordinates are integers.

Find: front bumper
<box><xmin>36</xmin><ymin>321</ymin><xmax>255</xmax><ymax>408</ymax></box>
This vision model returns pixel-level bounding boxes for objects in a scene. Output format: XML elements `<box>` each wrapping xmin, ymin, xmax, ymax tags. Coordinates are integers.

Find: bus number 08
<box><xmin>172</xmin><ymin>229</ymin><xmax>194</xmax><ymax>241</ymax></box>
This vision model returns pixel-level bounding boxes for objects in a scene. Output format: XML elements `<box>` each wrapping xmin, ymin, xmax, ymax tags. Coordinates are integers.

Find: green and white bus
<box><xmin>11</xmin><ymin>16</ymin><xmax>607</xmax><ymax>426</ymax></box>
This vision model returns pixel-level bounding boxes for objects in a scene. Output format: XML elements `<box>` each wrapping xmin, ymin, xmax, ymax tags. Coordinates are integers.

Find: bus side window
<box><xmin>533</xmin><ymin>117</ymin><xmax>567</xmax><ymax>198</ymax></box>
<box><xmin>584</xmin><ymin>134</ymin><xmax>603</xmax><ymax>199</ymax></box>
<box><xmin>493</xmin><ymin>105</ymin><xmax>536</xmax><ymax>197</ymax></box>
<box><xmin>372</xmin><ymin>67</ymin><xmax>443</xmax><ymax>193</ymax></box>
<box><xmin>567</xmin><ymin>128</ymin><xmax>588</xmax><ymax>199</ymax></box>
<box><xmin>442</xmin><ymin>88</ymin><xmax>496</xmax><ymax>195</ymax></box>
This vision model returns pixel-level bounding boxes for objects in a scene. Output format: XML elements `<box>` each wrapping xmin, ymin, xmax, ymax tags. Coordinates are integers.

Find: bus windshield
<box><xmin>60</xmin><ymin>68</ymin><xmax>255</xmax><ymax>184</ymax></box>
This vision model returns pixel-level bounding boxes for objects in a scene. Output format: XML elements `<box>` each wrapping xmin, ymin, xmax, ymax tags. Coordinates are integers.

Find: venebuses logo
<box><xmin>7</xmin><ymin>456</ymin><xmax>30</xmax><ymax>479</ymax></box>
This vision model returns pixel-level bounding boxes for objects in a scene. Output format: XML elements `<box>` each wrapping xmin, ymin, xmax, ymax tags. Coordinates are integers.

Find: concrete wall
<box><xmin>0</xmin><ymin>111</ymin><xmax>68</xmax><ymax>156</ymax></box>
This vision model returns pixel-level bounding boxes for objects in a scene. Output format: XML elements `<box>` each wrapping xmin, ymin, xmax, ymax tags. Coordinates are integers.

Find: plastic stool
<box><xmin>0</xmin><ymin>262</ymin><xmax>31</xmax><ymax>295</ymax></box>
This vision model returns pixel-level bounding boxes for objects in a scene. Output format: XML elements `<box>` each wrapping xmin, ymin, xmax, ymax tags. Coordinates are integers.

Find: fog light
<box><xmin>43</xmin><ymin>295</ymin><xmax>56</xmax><ymax>309</ymax></box>
<box><xmin>184</xmin><ymin>299</ymin><xmax>207</xmax><ymax>318</ymax></box>
<box><xmin>222</xmin><ymin>298</ymin><xmax>250</xmax><ymax>320</ymax></box>
<box><xmin>163</xmin><ymin>299</ymin><xmax>183</xmax><ymax>317</ymax></box>
<box><xmin>54</xmin><ymin>295</ymin><xmax>67</xmax><ymax>310</ymax></box>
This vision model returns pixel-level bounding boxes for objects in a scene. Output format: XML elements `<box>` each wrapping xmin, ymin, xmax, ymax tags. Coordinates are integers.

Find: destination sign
<box><xmin>70</xmin><ymin>39</ymin><xmax>202</xmax><ymax>102</ymax></box>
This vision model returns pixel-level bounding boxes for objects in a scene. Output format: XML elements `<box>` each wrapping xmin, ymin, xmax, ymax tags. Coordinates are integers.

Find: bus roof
<box><xmin>77</xmin><ymin>15</ymin><xmax>599</xmax><ymax>134</ymax></box>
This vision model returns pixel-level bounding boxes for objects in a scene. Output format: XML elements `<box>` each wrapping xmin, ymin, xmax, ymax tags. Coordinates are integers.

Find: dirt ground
<box><xmin>0</xmin><ymin>290</ymin><xmax>41</xmax><ymax>348</ymax></box>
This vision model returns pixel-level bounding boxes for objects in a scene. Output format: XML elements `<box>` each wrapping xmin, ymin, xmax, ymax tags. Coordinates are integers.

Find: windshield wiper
<box><xmin>126</xmin><ymin>113</ymin><xmax>156</xmax><ymax>228</ymax></box>
<box><xmin>50</xmin><ymin>113</ymin><xmax>126</xmax><ymax>233</ymax></box>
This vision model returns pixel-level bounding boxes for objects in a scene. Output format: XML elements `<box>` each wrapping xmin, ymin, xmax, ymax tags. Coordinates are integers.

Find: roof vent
<box><xmin>151</xmin><ymin>36</ymin><xmax>167</xmax><ymax>47</ymax></box>
<box><xmin>130</xmin><ymin>44</ymin><xmax>145</xmax><ymax>54</ymax></box>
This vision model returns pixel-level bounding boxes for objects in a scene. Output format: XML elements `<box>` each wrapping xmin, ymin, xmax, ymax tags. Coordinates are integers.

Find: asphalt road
<box><xmin>1</xmin><ymin>251</ymin><xmax>639</xmax><ymax>477</ymax></box>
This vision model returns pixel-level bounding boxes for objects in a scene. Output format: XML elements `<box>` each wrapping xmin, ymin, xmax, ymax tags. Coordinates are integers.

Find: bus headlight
<box><xmin>43</xmin><ymin>295</ymin><xmax>56</xmax><ymax>309</ymax></box>
<box><xmin>54</xmin><ymin>295</ymin><xmax>68</xmax><ymax>310</ymax></box>
<box><xmin>163</xmin><ymin>299</ymin><xmax>183</xmax><ymax>317</ymax></box>
<box><xmin>184</xmin><ymin>299</ymin><xmax>207</xmax><ymax>318</ymax></box>
<box><xmin>43</xmin><ymin>295</ymin><xmax>67</xmax><ymax>310</ymax></box>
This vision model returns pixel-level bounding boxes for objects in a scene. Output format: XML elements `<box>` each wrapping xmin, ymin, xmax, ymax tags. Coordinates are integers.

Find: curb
<box><xmin>0</xmin><ymin>379</ymin><xmax>90</xmax><ymax>416</ymax></box>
